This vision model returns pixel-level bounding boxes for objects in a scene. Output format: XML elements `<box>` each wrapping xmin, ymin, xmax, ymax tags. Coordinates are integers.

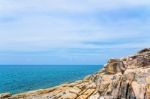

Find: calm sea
<box><xmin>0</xmin><ymin>65</ymin><xmax>102</xmax><ymax>94</ymax></box>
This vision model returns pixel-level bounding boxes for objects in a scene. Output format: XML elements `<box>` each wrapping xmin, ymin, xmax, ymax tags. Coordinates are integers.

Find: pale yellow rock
<box><xmin>86</xmin><ymin>83</ymin><xmax>96</xmax><ymax>89</ymax></box>
<box><xmin>146</xmin><ymin>76</ymin><xmax>150</xmax><ymax>84</ymax></box>
<box><xmin>77</xmin><ymin>89</ymin><xmax>95</xmax><ymax>99</ymax></box>
<box><xmin>67</xmin><ymin>87</ymin><xmax>81</xmax><ymax>94</ymax></box>
<box><xmin>131</xmin><ymin>81</ymin><xmax>146</xmax><ymax>99</ymax></box>
<box><xmin>59</xmin><ymin>92</ymin><xmax>77</xmax><ymax>99</ymax></box>
<box><xmin>83</xmin><ymin>89</ymin><xmax>95</xmax><ymax>96</ymax></box>
<box><xmin>146</xmin><ymin>84</ymin><xmax>150</xmax><ymax>94</ymax></box>
<box><xmin>77</xmin><ymin>95</ymin><xmax>87</xmax><ymax>99</ymax></box>
<box><xmin>88</xmin><ymin>92</ymin><xmax>100</xmax><ymax>99</ymax></box>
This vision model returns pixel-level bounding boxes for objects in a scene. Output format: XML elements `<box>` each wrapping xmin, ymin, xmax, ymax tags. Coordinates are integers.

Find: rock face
<box><xmin>1</xmin><ymin>48</ymin><xmax>150</xmax><ymax>99</ymax></box>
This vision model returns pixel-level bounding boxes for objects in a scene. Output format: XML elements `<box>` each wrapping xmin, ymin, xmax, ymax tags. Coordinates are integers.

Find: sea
<box><xmin>0</xmin><ymin>65</ymin><xmax>102</xmax><ymax>94</ymax></box>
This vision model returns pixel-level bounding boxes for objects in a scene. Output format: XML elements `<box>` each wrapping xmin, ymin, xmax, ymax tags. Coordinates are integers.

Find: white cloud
<box><xmin>0</xmin><ymin>0</ymin><xmax>150</xmax><ymax>64</ymax></box>
<box><xmin>0</xmin><ymin>0</ymin><xmax>150</xmax><ymax>51</ymax></box>
<box><xmin>0</xmin><ymin>0</ymin><xmax>150</xmax><ymax>14</ymax></box>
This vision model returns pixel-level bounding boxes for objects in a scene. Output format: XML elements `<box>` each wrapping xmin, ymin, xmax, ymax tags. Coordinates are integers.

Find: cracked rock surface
<box><xmin>1</xmin><ymin>48</ymin><xmax>150</xmax><ymax>99</ymax></box>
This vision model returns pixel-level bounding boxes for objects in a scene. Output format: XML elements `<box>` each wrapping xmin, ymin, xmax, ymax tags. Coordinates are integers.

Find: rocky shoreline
<box><xmin>1</xmin><ymin>48</ymin><xmax>150</xmax><ymax>99</ymax></box>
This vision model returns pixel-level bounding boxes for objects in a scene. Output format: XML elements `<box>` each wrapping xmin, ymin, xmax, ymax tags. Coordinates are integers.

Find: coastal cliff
<box><xmin>1</xmin><ymin>48</ymin><xmax>150</xmax><ymax>99</ymax></box>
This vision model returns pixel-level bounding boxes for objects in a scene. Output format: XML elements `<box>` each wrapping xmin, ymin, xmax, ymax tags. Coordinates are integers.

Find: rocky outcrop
<box><xmin>1</xmin><ymin>48</ymin><xmax>150</xmax><ymax>99</ymax></box>
<box><xmin>0</xmin><ymin>93</ymin><xmax>12</xmax><ymax>99</ymax></box>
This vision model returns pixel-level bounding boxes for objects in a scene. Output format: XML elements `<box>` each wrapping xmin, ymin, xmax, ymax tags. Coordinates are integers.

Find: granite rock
<box><xmin>2</xmin><ymin>48</ymin><xmax>150</xmax><ymax>99</ymax></box>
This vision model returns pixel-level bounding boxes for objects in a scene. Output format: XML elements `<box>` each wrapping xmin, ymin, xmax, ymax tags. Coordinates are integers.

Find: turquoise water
<box><xmin>0</xmin><ymin>65</ymin><xmax>101</xmax><ymax>94</ymax></box>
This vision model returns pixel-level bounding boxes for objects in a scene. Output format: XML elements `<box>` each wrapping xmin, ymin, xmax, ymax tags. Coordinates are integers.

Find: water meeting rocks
<box><xmin>0</xmin><ymin>93</ymin><xmax>12</xmax><ymax>99</ymax></box>
<box><xmin>1</xmin><ymin>48</ymin><xmax>150</xmax><ymax>99</ymax></box>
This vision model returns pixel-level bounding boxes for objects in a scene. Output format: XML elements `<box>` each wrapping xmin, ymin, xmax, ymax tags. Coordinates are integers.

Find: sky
<box><xmin>0</xmin><ymin>0</ymin><xmax>150</xmax><ymax>65</ymax></box>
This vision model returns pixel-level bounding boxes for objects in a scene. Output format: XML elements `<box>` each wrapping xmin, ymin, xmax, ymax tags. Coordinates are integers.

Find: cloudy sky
<box><xmin>0</xmin><ymin>0</ymin><xmax>150</xmax><ymax>65</ymax></box>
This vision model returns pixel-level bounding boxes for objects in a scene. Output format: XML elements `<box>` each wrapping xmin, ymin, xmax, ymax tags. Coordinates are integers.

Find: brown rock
<box><xmin>126</xmin><ymin>55</ymin><xmax>150</xmax><ymax>68</ymax></box>
<box><xmin>108</xmin><ymin>59</ymin><xmax>120</xmax><ymax>63</ymax></box>
<box><xmin>89</xmin><ymin>92</ymin><xmax>100</xmax><ymax>99</ymax></box>
<box><xmin>77</xmin><ymin>89</ymin><xmax>95</xmax><ymax>99</ymax></box>
<box><xmin>0</xmin><ymin>93</ymin><xmax>12</xmax><ymax>98</ymax></box>
<box><xmin>105</xmin><ymin>59</ymin><xmax>125</xmax><ymax>74</ymax></box>
<box><xmin>59</xmin><ymin>92</ymin><xmax>77</xmax><ymax>99</ymax></box>
<box><xmin>138</xmin><ymin>48</ymin><xmax>150</xmax><ymax>54</ymax></box>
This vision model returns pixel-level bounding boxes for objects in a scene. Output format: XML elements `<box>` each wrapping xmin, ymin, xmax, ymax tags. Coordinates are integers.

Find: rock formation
<box><xmin>1</xmin><ymin>48</ymin><xmax>150</xmax><ymax>99</ymax></box>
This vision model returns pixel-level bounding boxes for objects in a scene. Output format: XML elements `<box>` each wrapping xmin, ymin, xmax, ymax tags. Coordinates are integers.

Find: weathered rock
<box><xmin>108</xmin><ymin>59</ymin><xmax>120</xmax><ymax>63</ymax></box>
<box><xmin>138</xmin><ymin>48</ymin><xmax>150</xmax><ymax>54</ymax></box>
<box><xmin>126</xmin><ymin>55</ymin><xmax>150</xmax><ymax>68</ymax></box>
<box><xmin>105</xmin><ymin>59</ymin><xmax>125</xmax><ymax>74</ymax></box>
<box><xmin>59</xmin><ymin>92</ymin><xmax>77</xmax><ymax>99</ymax></box>
<box><xmin>89</xmin><ymin>92</ymin><xmax>100</xmax><ymax>99</ymax></box>
<box><xmin>131</xmin><ymin>81</ymin><xmax>145</xmax><ymax>99</ymax></box>
<box><xmin>77</xmin><ymin>89</ymin><xmax>95</xmax><ymax>99</ymax></box>
<box><xmin>3</xmin><ymin>48</ymin><xmax>150</xmax><ymax>99</ymax></box>
<box><xmin>0</xmin><ymin>93</ymin><xmax>12</xmax><ymax>98</ymax></box>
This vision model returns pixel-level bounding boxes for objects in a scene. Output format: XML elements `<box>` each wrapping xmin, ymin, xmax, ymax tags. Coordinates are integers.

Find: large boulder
<box><xmin>105</xmin><ymin>59</ymin><xmax>126</xmax><ymax>74</ymax></box>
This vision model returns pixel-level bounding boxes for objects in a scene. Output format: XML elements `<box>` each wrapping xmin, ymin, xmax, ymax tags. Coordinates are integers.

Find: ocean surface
<box><xmin>0</xmin><ymin>65</ymin><xmax>102</xmax><ymax>94</ymax></box>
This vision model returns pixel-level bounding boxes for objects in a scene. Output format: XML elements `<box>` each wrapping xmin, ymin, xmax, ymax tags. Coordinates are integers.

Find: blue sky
<box><xmin>0</xmin><ymin>0</ymin><xmax>150</xmax><ymax>65</ymax></box>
